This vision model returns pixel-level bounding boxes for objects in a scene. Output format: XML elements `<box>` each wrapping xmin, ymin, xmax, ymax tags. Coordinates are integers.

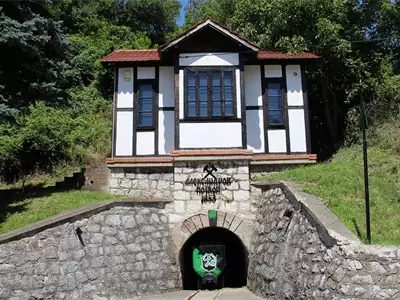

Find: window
<box><xmin>137</xmin><ymin>82</ymin><xmax>154</xmax><ymax>128</ymax></box>
<box><xmin>267</xmin><ymin>82</ymin><xmax>284</xmax><ymax>126</ymax></box>
<box><xmin>185</xmin><ymin>68</ymin><xmax>236</xmax><ymax>119</ymax></box>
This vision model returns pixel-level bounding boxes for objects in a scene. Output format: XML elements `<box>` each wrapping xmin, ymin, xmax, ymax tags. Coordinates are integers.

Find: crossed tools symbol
<box><xmin>203</xmin><ymin>163</ymin><xmax>217</xmax><ymax>179</ymax></box>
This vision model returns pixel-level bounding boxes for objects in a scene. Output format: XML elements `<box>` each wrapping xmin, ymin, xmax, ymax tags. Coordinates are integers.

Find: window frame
<box><xmin>135</xmin><ymin>79</ymin><xmax>156</xmax><ymax>131</ymax></box>
<box><xmin>265</xmin><ymin>77</ymin><xmax>286</xmax><ymax>128</ymax></box>
<box><xmin>184</xmin><ymin>67</ymin><xmax>238</xmax><ymax>120</ymax></box>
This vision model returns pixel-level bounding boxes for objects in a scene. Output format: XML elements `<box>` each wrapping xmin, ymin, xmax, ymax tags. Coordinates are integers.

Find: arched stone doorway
<box><xmin>176</xmin><ymin>210</ymin><xmax>252</xmax><ymax>290</ymax></box>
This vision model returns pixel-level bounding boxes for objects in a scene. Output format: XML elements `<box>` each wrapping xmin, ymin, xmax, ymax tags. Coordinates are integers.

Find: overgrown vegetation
<box><xmin>0</xmin><ymin>0</ymin><xmax>180</xmax><ymax>185</ymax></box>
<box><xmin>0</xmin><ymin>190</ymin><xmax>122</xmax><ymax>234</ymax></box>
<box><xmin>258</xmin><ymin>120</ymin><xmax>400</xmax><ymax>245</ymax></box>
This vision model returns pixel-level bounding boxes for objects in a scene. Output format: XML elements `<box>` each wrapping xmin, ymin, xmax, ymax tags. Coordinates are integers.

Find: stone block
<box><xmin>174</xmin><ymin>182</ymin><xmax>184</xmax><ymax>190</ymax></box>
<box><xmin>173</xmin><ymin>190</ymin><xmax>191</xmax><ymax>201</ymax></box>
<box><xmin>233</xmin><ymin>173</ymin><xmax>249</xmax><ymax>181</ymax></box>
<box><xmin>174</xmin><ymin>201</ymin><xmax>186</xmax><ymax>213</ymax></box>
<box><xmin>233</xmin><ymin>190</ymin><xmax>249</xmax><ymax>202</ymax></box>
<box><xmin>158</xmin><ymin>180</ymin><xmax>171</xmax><ymax>189</ymax></box>
<box><xmin>174</xmin><ymin>174</ymin><xmax>188</xmax><ymax>182</ymax></box>
<box><xmin>186</xmin><ymin>200</ymin><xmax>202</xmax><ymax>214</ymax></box>
<box><xmin>105</xmin><ymin>215</ymin><xmax>121</xmax><ymax>227</ymax></box>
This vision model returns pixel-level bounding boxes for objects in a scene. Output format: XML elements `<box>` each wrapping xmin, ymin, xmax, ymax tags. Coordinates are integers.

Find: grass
<box><xmin>0</xmin><ymin>190</ymin><xmax>122</xmax><ymax>234</ymax></box>
<box><xmin>257</xmin><ymin>121</ymin><xmax>400</xmax><ymax>245</ymax></box>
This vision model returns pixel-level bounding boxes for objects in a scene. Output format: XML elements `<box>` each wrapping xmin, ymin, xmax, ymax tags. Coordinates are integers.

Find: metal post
<box><xmin>360</xmin><ymin>84</ymin><xmax>371</xmax><ymax>244</ymax></box>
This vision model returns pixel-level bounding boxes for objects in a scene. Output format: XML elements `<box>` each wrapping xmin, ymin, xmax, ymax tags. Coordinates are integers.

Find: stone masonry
<box><xmin>248</xmin><ymin>184</ymin><xmax>400</xmax><ymax>300</ymax></box>
<box><xmin>173</xmin><ymin>160</ymin><xmax>252</xmax><ymax>213</ymax></box>
<box><xmin>0</xmin><ymin>181</ymin><xmax>399</xmax><ymax>300</ymax></box>
<box><xmin>109</xmin><ymin>167</ymin><xmax>174</xmax><ymax>200</ymax></box>
<box><xmin>0</xmin><ymin>205</ymin><xmax>180</xmax><ymax>300</ymax></box>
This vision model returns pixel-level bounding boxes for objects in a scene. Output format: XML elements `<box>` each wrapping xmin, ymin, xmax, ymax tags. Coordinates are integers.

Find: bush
<box><xmin>0</xmin><ymin>101</ymin><xmax>111</xmax><ymax>183</ymax></box>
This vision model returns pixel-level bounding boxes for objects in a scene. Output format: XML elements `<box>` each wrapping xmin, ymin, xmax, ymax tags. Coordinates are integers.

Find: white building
<box><xmin>101</xmin><ymin>18</ymin><xmax>319</xmax><ymax>201</ymax></box>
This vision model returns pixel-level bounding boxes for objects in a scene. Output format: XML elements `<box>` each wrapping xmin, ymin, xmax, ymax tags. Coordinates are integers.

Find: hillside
<box><xmin>257</xmin><ymin>121</ymin><xmax>400</xmax><ymax>245</ymax></box>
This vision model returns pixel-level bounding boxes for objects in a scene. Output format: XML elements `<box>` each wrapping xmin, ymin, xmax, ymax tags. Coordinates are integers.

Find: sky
<box><xmin>177</xmin><ymin>0</ymin><xmax>188</xmax><ymax>26</ymax></box>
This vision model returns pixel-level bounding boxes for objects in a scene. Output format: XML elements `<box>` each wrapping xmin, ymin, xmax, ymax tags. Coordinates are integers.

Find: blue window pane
<box><xmin>212</xmin><ymin>87</ymin><xmax>221</xmax><ymax>100</ymax></box>
<box><xmin>225</xmin><ymin>101</ymin><xmax>234</xmax><ymax>115</ymax></box>
<box><xmin>268</xmin><ymin>96</ymin><xmax>281</xmax><ymax>110</ymax></box>
<box><xmin>212</xmin><ymin>72</ymin><xmax>220</xmax><ymax>86</ymax></box>
<box><xmin>187</xmin><ymin>71</ymin><xmax>195</xmax><ymax>86</ymax></box>
<box><xmin>199</xmin><ymin>102</ymin><xmax>208</xmax><ymax>117</ymax></box>
<box><xmin>199</xmin><ymin>86</ymin><xmax>207</xmax><ymax>101</ymax></box>
<box><xmin>269</xmin><ymin>110</ymin><xmax>283</xmax><ymax>124</ymax></box>
<box><xmin>139</xmin><ymin>84</ymin><xmax>152</xmax><ymax>98</ymax></box>
<box><xmin>187</xmin><ymin>102</ymin><xmax>196</xmax><ymax>116</ymax></box>
<box><xmin>224</xmin><ymin>86</ymin><xmax>233</xmax><ymax>100</ymax></box>
<box><xmin>267</xmin><ymin>83</ymin><xmax>281</xmax><ymax>97</ymax></box>
<box><xmin>199</xmin><ymin>72</ymin><xmax>207</xmax><ymax>86</ymax></box>
<box><xmin>224</xmin><ymin>72</ymin><xmax>233</xmax><ymax>86</ymax></box>
<box><xmin>213</xmin><ymin>101</ymin><xmax>221</xmax><ymax>116</ymax></box>
<box><xmin>139</xmin><ymin>112</ymin><xmax>152</xmax><ymax>126</ymax></box>
<box><xmin>139</xmin><ymin>98</ymin><xmax>152</xmax><ymax>111</ymax></box>
<box><xmin>188</xmin><ymin>86</ymin><xmax>196</xmax><ymax>101</ymax></box>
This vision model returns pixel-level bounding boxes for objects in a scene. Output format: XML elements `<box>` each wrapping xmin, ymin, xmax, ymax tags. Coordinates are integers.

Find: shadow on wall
<box><xmin>163</xmin><ymin>110</ymin><xmax>174</xmax><ymax>154</ymax></box>
<box><xmin>247</xmin><ymin>109</ymin><xmax>262</xmax><ymax>151</ymax></box>
<box><xmin>179</xmin><ymin>227</ymin><xmax>248</xmax><ymax>290</ymax></box>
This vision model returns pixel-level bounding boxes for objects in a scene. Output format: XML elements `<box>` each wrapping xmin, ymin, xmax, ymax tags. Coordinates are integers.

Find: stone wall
<box><xmin>82</xmin><ymin>163</ymin><xmax>110</xmax><ymax>192</ymax></box>
<box><xmin>109</xmin><ymin>167</ymin><xmax>174</xmax><ymax>200</ymax></box>
<box><xmin>0</xmin><ymin>204</ymin><xmax>180</xmax><ymax>300</ymax></box>
<box><xmin>248</xmin><ymin>183</ymin><xmax>400</xmax><ymax>300</ymax></box>
<box><xmin>173</xmin><ymin>160</ymin><xmax>255</xmax><ymax>215</ymax></box>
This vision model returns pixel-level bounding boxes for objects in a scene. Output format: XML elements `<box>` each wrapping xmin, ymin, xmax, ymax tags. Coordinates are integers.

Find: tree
<box><xmin>183</xmin><ymin>0</ymin><xmax>236</xmax><ymax>29</ymax></box>
<box><xmin>0</xmin><ymin>1</ymin><xmax>68</xmax><ymax>121</ymax></box>
<box><xmin>226</xmin><ymin>0</ymin><xmax>398</xmax><ymax>157</ymax></box>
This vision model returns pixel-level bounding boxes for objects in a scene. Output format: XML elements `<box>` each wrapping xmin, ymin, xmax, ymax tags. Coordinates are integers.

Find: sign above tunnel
<box><xmin>184</xmin><ymin>163</ymin><xmax>234</xmax><ymax>203</ymax></box>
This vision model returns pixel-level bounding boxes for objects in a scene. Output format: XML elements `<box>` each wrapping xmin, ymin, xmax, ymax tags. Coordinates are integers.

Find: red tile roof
<box><xmin>100</xmin><ymin>18</ymin><xmax>320</xmax><ymax>63</ymax></box>
<box><xmin>101</xmin><ymin>49</ymin><xmax>160</xmax><ymax>63</ymax></box>
<box><xmin>257</xmin><ymin>50</ymin><xmax>320</xmax><ymax>60</ymax></box>
<box><xmin>101</xmin><ymin>49</ymin><xmax>319</xmax><ymax>63</ymax></box>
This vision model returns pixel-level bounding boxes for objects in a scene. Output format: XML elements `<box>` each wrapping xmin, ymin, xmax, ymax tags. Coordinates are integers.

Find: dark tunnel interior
<box><xmin>179</xmin><ymin>227</ymin><xmax>248</xmax><ymax>290</ymax></box>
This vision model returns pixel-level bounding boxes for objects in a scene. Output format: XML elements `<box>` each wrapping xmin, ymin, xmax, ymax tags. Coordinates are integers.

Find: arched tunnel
<box><xmin>179</xmin><ymin>227</ymin><xmax>248</xmax><ymax>290</ymax></box>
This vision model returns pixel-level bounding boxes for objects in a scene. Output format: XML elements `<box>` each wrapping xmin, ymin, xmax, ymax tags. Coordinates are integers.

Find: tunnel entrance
<box><xmin>179</xmin><ymin>227</ymin><xmax>248</xmax><ymax>290</ymax></box>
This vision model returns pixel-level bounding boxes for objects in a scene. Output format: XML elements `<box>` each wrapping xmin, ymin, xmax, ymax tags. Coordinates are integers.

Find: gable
<box><xmin>159</xmin><ymin>19</ymin><xmax>259</xmax><ymax>53</ymax></box>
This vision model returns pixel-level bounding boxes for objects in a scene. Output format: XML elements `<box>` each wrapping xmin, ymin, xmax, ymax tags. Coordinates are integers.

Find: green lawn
<box><xmin>257</xmin><ymin>143</ymin><xmax>400</xmax><ymax>245</ymax></box>
<box><xmin>0</xmin><ymin>190</ymin><xmax>121</xmax><ymax>234</ymax></box>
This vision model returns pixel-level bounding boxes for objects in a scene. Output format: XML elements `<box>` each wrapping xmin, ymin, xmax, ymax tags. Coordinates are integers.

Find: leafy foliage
<box><xmin>0</xmin><ymin>1</ymin><xmax>68</xmax><ymax>120</ymax></box>
<box><xmin>184</xmin><ymin>0</ymin><xmax>400</xmax><ymax>158</ymax></box>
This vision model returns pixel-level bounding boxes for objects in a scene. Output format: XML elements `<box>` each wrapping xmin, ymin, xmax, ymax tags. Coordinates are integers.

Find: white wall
<box><xmin>179</xmin><ymin>53</ymin><xmax>239</xmax><ymax>66</ymax></box>
<box><xmin>246</xmin><ymin>110</ymin><xmax>264</xmax><ymax>153</ymax></box>
<box><xmin>180</xmin><ymin>122</ymin><xmax>242</xmax><ymax>148</ymax></box>
<box><xmin>235</xmin><ymin>68</ymin><xmax>241</xmax><ymax>117</ymax></box>
<box><xmin>286</xmin><ymin>65</ymin><xmax>303</xmax><ymax>106</ymax></box>
<box><xmin>136</xmin><ymin>132</ymin><xmax>155</xmax><ymax>155</ymax></box>
<box><xmin>159</xmin><ymin>67</ymin><xmax>175</xmax><ymax>107</ymax></box>
<box><xmin>288</xmin><ymin>109</ymin><xmax>307</xmax><ymax>152</ymax></box>
<box><xmin>115</xmin><ymin>111</ymin><xmax>133</xmax><ymax>156</ymax></box>
<box><xmin>117</xmin><ymin>68</ymin><xmax>134</xmax><ymax>108</ymax></box>
<box><xmin>265</xmin><ymin>65</ymin><xmax>282</xmax><ymax>78</ymax></box>
<box><xmin>179</xmin><ymin>69</ymin><xmax>184</xmax><ymax>119</ymax></box>
<box><xmin>137</xmin><ymin>67</ymin><xmax>156</xmax><ymax>79</ymax></box>
<box><xmin>158</xmin><ymin>111</ymin><xmax>174</xmax><ymax>154</ymax></box>
<box><xmin>267</xmin><ymin>130</ymin><xmax>287</xmax><ymax>153</ymax></box>
<box><xmin>244</xmin><ymin>65</ymin><xmax>262</xmax><ymax>106</ymax></box>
